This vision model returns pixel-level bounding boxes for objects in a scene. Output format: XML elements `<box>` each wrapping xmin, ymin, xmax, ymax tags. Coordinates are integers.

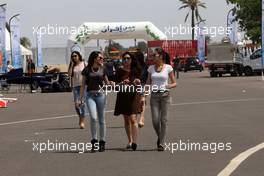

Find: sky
<box><xmin>3</xmin><ymin>0</ymin><xmax>233</xmax><ymax>48</ymax></box>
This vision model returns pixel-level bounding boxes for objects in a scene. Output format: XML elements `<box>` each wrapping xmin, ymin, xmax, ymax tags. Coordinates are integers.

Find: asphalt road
<box><xmin>0</xmin><ymin>71</ymin><xmax>264</xmax><ymax>176</ymax></box>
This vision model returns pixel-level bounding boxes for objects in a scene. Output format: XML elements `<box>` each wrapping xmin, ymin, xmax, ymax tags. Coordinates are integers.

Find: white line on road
<box><xmin>170</xmin><ymin>98</ymin><xmax>264</xmax><ymax>106</ymax></box>
<box><xmin>218</xmin><ymin>143</ymin><xmax>264</xmax><ymax>176</ymax></box>
<box><xmin>0</xmin><ymin>110</ymin><xmax>114</xmax><ymax>126</ymax></box>
<box><xmin>1</xmin><ymin>98</ymin><xmax>264</xmax><ymax>127</ymax></box>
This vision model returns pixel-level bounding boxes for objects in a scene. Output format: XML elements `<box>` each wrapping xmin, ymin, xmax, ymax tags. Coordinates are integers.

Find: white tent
<box><xmin>0</xmin><ymin>28</ymin><xmax>33</xmax><ymax>72</ymax></box>
<box><xmin>69</xmin><ymin>21</ymin><xmax>167</xmax><ymax>45</ymax></box>
<box><xmin>5</xmin><ymin>28</ymin><xmax>33</xmax><ymax>56</ymax></box>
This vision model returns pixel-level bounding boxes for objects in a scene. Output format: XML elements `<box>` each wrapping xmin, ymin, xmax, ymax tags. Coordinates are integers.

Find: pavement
<box><xmin>0</xmin><ymin>71</ymin><xmax>264</xmax><ymax>176</ymax></box>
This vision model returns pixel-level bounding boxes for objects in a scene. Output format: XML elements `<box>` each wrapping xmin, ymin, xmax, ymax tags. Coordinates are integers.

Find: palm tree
<box><xmin>179</xmin><ymin>0</ymin><xmax>206</xmax><ymax>40</ymax></box>
<box><xmin>20</xmin><ymin>37</ymin><xmax>31</xmax><ymax>49</ymax></box>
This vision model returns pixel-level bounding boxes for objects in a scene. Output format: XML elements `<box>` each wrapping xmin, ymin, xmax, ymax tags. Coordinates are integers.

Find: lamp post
<box><xmin>8</xmin><ymin>14</ymin><xmax>20</xmax><ymax>63</ymax></box>
<box><xmin>261</xmin><ymin>0</ymin><xmax>264</xmax><ymax>81</ymax></box>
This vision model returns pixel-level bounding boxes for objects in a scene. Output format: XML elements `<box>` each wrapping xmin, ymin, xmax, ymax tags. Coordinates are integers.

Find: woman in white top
<box><xmin>68</xmin><ymin>51</ymin><xmax>86</xmax><ymax>129</ymax></box>
<box><xmin>146</xmin><ymin>48</ymin><xmax>177</xmax><ymax>151</ymax></box>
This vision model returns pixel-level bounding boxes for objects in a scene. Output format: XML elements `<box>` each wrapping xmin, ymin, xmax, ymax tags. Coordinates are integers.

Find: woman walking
<box><xmin>68</xmin><ymin>51</ymin><xmax>86</xmax><ymax>129</ymax></box>
<box><xmin>81</xmin><ymin>51</ymin><xmax>109</xmax><ymax>152</ymax></box>
<box><xmin>114</xmin><ymin>52</ymin><xmax>142</xmax><ymax>151</ymax></box>
<box><xmin>146</xmin><ymin>48</ymin><xmax>177</xmax><ymax>151</ymax></box>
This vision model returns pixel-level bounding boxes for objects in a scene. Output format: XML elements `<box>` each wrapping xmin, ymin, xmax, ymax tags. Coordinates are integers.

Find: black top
<box><xmin>82</xmin><ymin>67</ymin><xmax>106</xmax><ymax>92</ymax></box>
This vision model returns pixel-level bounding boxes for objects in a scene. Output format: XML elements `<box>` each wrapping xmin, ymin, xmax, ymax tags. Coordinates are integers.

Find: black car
<box><xmin>184</xmin><ymin>57</ymin><xmax>204</xmax><ymax>72</ymax></box>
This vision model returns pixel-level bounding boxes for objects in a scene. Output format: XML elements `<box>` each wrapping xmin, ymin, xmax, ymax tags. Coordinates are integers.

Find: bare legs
<box><xmin>138</xmin><ymin>96</ymin><xmax>146</xmax><ymax>128</ymax></box>
<box><xmin>124</xmin><ymin>114</ymin><xmax>138</xmax><ymax>150</ymax></box>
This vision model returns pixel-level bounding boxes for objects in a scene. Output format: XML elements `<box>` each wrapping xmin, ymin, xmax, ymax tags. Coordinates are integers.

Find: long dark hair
<box><xmin>69</xmin><ymin>51</ymin><xmax>83</xmax><ymax>77</ymax></box>
<box><xmin>122</xmin><ymin>51</ymin><xmax>138</xmax><ymax>70</ymax></box>
<box><xmin>155</xmin><ymin>48</ymin><xmax>171</xmax><ymax>65</ymax></box>
<box><xmin>70</xmin><ymin>51</ymin><xmax>83</xmax><ymax>65</ymax></box>
<box><xmin>122</xmin><ymin>51</ymin><xmax>141</xmax><ymax>78</ymax></box>
<box><xmin>134</xmin><ymin>50</ymin><xmax>147</xmax><ymax>69</ymax></box>
<box><xmin>87</xmin><ymin>51</ymin><xmax>102</xmax><ymax>70</ymax></box>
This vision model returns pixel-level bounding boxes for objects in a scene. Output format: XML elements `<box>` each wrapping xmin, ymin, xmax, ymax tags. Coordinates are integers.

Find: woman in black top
<box><xmin>81</xmin><ymin>51</ymin><xmax>110</xmax><ymax>152</ymax></box>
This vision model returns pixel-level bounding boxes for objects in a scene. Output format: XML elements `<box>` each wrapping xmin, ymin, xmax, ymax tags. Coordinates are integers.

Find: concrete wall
<box><xmin>33</xmin><ymin>46</ymin><xmax>101</xmax><ymax>66</ymax></box>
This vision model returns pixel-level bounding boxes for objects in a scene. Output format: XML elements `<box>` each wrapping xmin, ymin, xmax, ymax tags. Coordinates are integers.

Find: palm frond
<box><xmin>184</xmin><ymin>11</ymin><xmax>190</xmax><ymax>23</ymax></box>
<box><xmin>198</xmin><ymin>2</ymin><xmax>206</xmax><ymax>9</ymax></box>
<box><xmin>179</xmin><ymin>4</ymin><xmax>190</xmax><ymax>10</ymax></box>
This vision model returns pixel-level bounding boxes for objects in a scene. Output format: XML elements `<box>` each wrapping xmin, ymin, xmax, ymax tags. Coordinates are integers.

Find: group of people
<box><xmin>68</xmin><ymin>48</ymin><xmax>177</xmax><ymax>152</ymax></box>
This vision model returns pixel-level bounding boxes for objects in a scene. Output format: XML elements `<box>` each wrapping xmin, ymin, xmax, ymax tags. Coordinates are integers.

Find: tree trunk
<box><xmin>191</xmin><ymin>9</ymin><xmax>195</xmax><ymax>40</ymax></box>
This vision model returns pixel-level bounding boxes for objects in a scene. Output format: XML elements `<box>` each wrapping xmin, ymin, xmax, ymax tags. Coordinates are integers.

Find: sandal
<box><xmin>138</xmin><ymin>122</ymin><xmax>144</xmax><ymax>128</ymax></box>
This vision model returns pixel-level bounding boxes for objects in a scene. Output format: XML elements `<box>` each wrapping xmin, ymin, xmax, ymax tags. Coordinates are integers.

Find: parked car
<box><xmin>184</xmin><ymin>57</ymin><xmax>203</xmax><ymax>72</ymax></box>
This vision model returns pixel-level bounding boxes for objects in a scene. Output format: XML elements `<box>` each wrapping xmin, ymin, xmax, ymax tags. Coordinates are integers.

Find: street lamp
<box><xmin>8</xmin><ymin>14</ymin><xmax>20</xmax><ymax>63</ymax></box>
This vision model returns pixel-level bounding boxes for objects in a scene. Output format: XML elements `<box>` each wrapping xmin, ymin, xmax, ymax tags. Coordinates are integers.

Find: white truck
<box><xmin>207</xmin><ymin>43</ymin><xmax>244</xmax><ymax>77</ymax></box>
<box><xmin>242</xmin><ymin>49</ymin><xmax>264</xmax><ymax>76</ymax></box>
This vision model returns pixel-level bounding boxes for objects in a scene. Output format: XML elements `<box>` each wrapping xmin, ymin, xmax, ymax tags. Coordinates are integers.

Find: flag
<box><xmin>36</xmin><ymin>27</ymin><xmax>43</xmax><ymax>67</ymax></box>
<box><xmin>197</xmin><ymin>23</ymin><xmax>205</xmax><ymax>63</ymax></box>
<box><xmin>10</xmin><ymin>15</ymin><xmax>22</xmax><ymax>69</ymax></box>
<box><xmin>227</xmin><ymin>10</ymin><xmax>237</xmax><ymax>44</ymax></box>
<box><xmin>0</xmin><ymin>4</ymin><xmax>7</xmax><ymax>72</ymax></box>
<box><xmin>262</xmin><ymin>0</ymin><xmax>264</xmax><ymax>70</ymax></box>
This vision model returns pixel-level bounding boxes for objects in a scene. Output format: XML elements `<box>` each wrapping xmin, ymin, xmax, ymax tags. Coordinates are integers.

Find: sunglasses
<box><xmin>98</xmin><ymin>56</ymin><xmax>104</xmax><ymax>60</ymax></box>
<box><xmin>72</xmin><ymin>55</ymin><xmax>78</xmax><ymax>58</ymax></box>
<box><xmin>123</xmin><ymin>57</ymin><xmax>131</xmax><ymax>62</ymax></box>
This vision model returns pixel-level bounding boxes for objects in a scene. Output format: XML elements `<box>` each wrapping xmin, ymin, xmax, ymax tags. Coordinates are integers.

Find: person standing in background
<box><xmin>27</xmin><ymin>58</ymin><xmax>36</xmax><ymax>74</ymax></box>
<box><xmin>6</xmin><ymin>60</ymin><xmax>14</xmax><ymax>73</ymax></box>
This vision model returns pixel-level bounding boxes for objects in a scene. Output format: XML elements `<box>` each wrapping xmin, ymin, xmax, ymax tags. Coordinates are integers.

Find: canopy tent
<box><xmin>68</xmin><ymin>21</ymin><xmax>167</xmax><ymax>45</ymax></box>
<box><xmin>0</xmin><ymin>28</ymin><xmax>33</xmax><ymax>73</ymax></box>
<box><xmin>5</xmin><ymin>28</ymin><xmax>33</xmax><ymax>56</ymax></box>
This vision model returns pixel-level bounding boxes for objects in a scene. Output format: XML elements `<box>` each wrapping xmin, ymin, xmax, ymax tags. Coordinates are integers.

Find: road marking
<box><xmin>0</xmin><ymin>98</ymin><xmax>264</xmax><ymax>127</ymax></box>
<box><xmin>218</xmin><ymin>143</ymin><xmax>264</xmax><ymax>176</ymax></box>
<box><xmin>170</xmin><ymin>98</ymin><xmax>264</xmax><ymax>106</ymax></box>
<box><xmin>0</xmin><ymin>110</ymin><xmax>114</xmax><ymax>126</ymax></box>
<box><xmin>34</xmin><ymin>132</ymin><xmax>45</xmax><ymax>135</ymax></box>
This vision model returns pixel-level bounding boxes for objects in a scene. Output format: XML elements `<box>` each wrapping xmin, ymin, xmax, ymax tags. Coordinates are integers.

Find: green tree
<box><xmin>137</xmin><ymin>41</ymin><xmax>147</xmax><ymax>52</ymax></box>
<box><xmin>226</xmin><ymin>0</ymin><xmax>261</xmax><ymax>44</ymax></box>
<box><xmin>20</xmin><ymin>37</ymin><xmax>31</xmax><ymax>49</ymax></box>
<box><xmin>179</xmin><ymin>0</ymin><xmax>206</xmax><ymax>40</ymax></box>
<box><xmin>104</xmin><ymin>40</ymin><xmax>124</xmax><ymax>53</ymax></box>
